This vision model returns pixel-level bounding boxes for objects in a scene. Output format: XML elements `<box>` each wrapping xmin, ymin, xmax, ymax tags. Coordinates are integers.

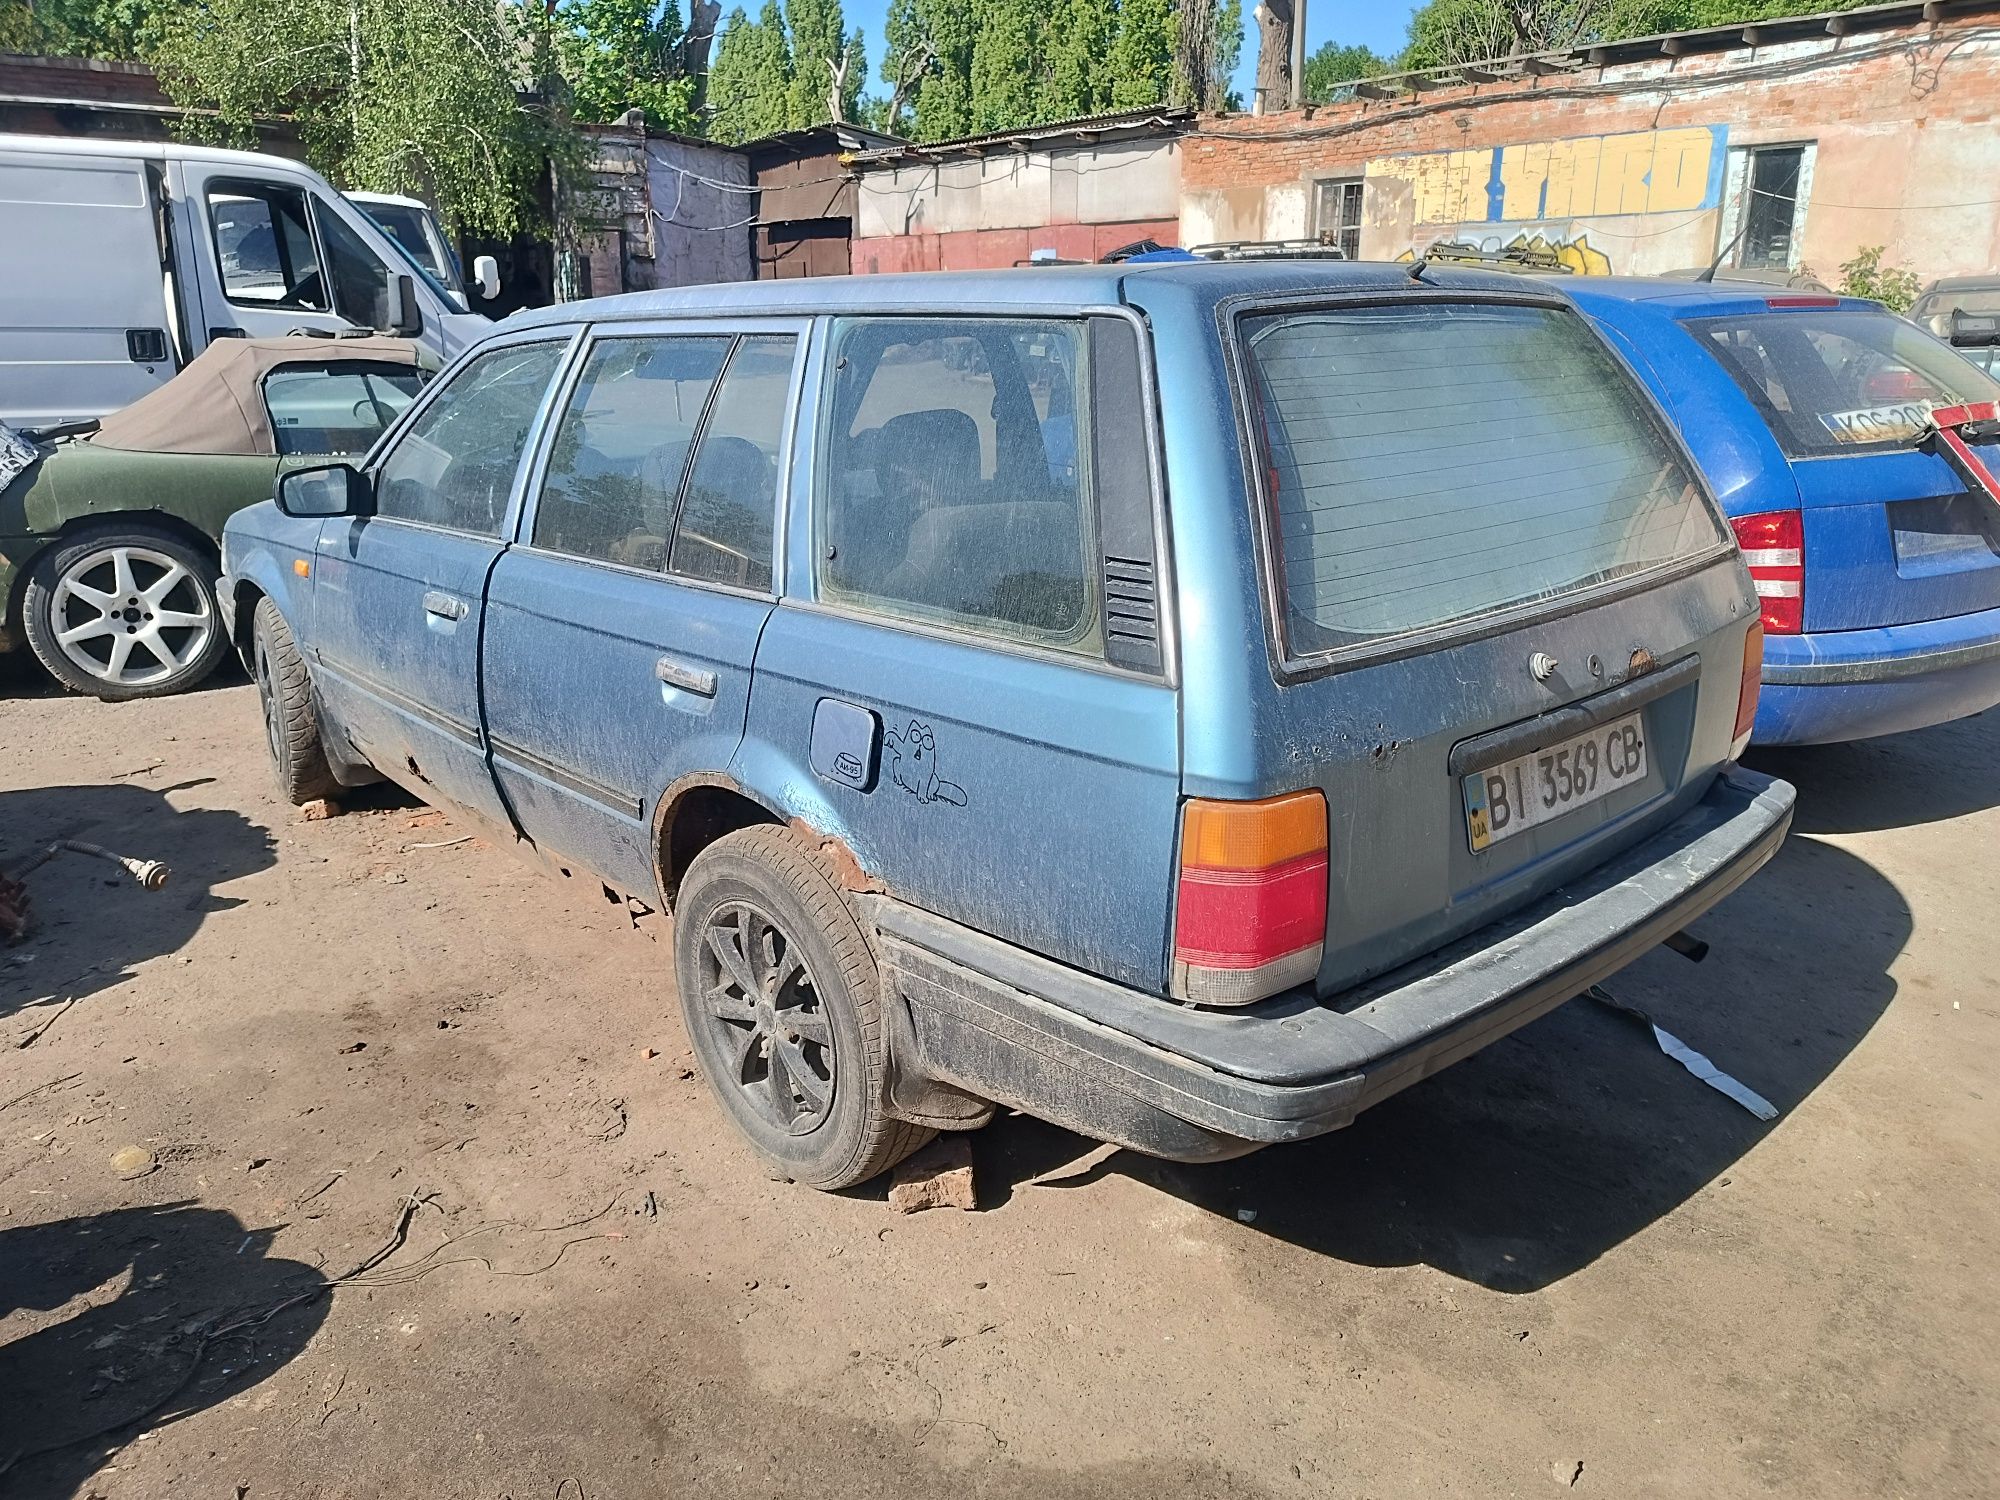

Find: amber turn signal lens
<box><xmin>1180</xmin><ymin>790</ymin><xmax>1327</xmax><ymax>871</ymax></box>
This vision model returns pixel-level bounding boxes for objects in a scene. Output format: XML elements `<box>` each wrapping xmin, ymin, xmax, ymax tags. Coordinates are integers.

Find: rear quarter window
<box><xmin>1689</xmin><ymin>308</ymin><xmax>2000</xmax><ymax>455</ymax></box>
<box><xmin>1239</xmin><ymin>299</ymin><xmax>1727</xmax><ymax>662</ymax></box>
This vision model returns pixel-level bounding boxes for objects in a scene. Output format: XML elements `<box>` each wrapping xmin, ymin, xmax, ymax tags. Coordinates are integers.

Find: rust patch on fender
<box><xmin>788</xmin><ymin>817</ymin><xmax>884</xmax><ymax>895</ymax></box>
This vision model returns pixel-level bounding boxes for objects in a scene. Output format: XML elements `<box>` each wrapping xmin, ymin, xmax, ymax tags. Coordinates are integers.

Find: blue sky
<box><xmin>830</xmin><ymin>3</ymin><xmax>1423</xmax><ymax>101</ymax></box>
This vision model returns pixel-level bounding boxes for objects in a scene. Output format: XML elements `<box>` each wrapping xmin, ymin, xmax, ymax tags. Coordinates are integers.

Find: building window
<box><xmin>1720</xmin><ymin>143</ymin><xmax>1815</xmax><ymax>273</ymax></box>
<box><xmin>1314</xmin><ymin>178</ymin><xmax>1364</xmax><ymax>260</ymax></box>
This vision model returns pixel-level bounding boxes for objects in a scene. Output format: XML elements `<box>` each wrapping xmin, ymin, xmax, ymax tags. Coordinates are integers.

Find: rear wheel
<box><xmin>252</xmin><ymin>596</ymin><xmax>339</xmax><ymax>806</ymax></box>
<box><xmin>674</xmin><ymin>826</ymin><xmax>930</xmax><ymax>1189</ymax></box>
<box><xmin>22</xmin><ymin>527</ymin><xmax>227</xmax><ymax>700</ymax></box>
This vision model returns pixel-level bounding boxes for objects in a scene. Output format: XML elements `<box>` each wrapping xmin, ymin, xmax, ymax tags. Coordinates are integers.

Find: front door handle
<box><xmin>423</xmin><ymin>591</ymin><xmax>468</xmax><ymax>622</ymax></box>
<box><xmin>655</xmin><ymin>655</ymin><xmax>717</xmax><ymax>696</ymax></box>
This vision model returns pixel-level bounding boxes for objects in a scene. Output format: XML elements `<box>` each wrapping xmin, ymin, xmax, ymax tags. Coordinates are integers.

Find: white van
<box><xmin>347</xmin><ymin>190</ymin><xmax>500</xmax><ymax>310</ymax></box>
<box><xmin>0</xmin><ymin>134</ymin><xmax>494</xmax><ymax>429</ymax></box>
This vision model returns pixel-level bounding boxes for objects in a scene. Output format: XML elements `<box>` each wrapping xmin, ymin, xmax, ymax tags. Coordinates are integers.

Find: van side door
<box><xmin>744</xmin><ymin>313</ymin><xmax>1182</xmax><ymax>991</ymax></box>
<box><xmin>481</xmin><ymin>320</ymin><xmax>805</xmax><ymax>898</ymax></box>
<box><xmin>0</xmin><ymin>145</ymin><xmax>179</xmax><ymax>427</ymax></box>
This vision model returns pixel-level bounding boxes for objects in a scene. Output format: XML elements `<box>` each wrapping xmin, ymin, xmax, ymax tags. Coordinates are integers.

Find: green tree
<box><xmin>1038</xmin><ymin>0</ymin><xmax>1116</xmax><ymax>118</ymax></box>
<box><xmin>910</xmin><ymin>0</ymin><xmax>977</xmax><ymax>140</ymax></box>
<box><xmin>783</xmin><ymin>0</ymin><xmax>846</xmax><ymax>126</ymax></box>
<box><xmin>0</xmin><ymin>0</ymin><xmax>168</xmax><ymax>56</ymax></box>
<box><xmin>1397</xmin><ymin>0</ymin><xmax>1881</xmax><ymax>71</ymax></box>
<box><xmin>1106</xmin><ymin>0</ymin><xmax>1175</xmax><ymax>109</ymax></box>
<box><xmin>970</xmin><ymin>0</ymin><xmax>1040</xmax><ymax>132</ymax></box>
<box><xmin>553</xmin><ymin>0</ymin><xmax>700</xmax><ymax>131</ymax></box>
<box><xmin>149</xmin><ymin>0</ymin><xmax>566</xmax><ymax>239</ymax></box>
<box><xmin>705</xmin><ymin>0</ymin><xmax>794</xmax><ymax>140</ymax></box>
<box><xmin>1302</xmin><ymin>39</ymin><xmax>1390</xmax><ymax>99</ymax></box>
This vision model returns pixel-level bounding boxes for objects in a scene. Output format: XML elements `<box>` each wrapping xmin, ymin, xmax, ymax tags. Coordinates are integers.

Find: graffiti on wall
<box><xmin>1400</xmin><ymin>229</ymin><xmax>1616</xmax><ymax>275</ymax></box>
<box><xmin>1366</xmin><ymin>125</ymin><xmax>1729</xmax><ymax>226</ymax></box>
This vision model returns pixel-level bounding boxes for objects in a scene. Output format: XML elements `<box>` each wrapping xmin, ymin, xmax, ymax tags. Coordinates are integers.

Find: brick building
<box><xmin>1182</xmin><ymin>0</ymin><xmax>2000</xmax><ymax>282</ymax></box>
<box><xmin>850</xmin><ymin>107</ymin><xmax>1190</xmax><ymax>272</ymax></box>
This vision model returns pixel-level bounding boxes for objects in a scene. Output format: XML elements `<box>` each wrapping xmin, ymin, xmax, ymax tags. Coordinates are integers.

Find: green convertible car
<box><xmin>0</xmin><ymin>335</ymin><xmax>428</xmax><ymax>699</ymax></box>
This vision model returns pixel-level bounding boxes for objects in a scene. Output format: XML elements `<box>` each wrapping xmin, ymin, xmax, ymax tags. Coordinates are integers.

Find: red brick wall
<box><xmin>853</xmin><ymin>218</ymin><xmax>1180</xmax><ymax>274</ymax></box>
<box><xmin>1180</xmin><ymin>17</ymin><xmax>2000</xmax><ymax>279</ymax></box>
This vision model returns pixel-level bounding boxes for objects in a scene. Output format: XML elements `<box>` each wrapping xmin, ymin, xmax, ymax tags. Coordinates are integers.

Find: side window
<box><xmin>373</xmin><ymin>342</ymin><xmax>565</xmax><ymax>537</ymax></box>
<box><xmin>817</xmin><ymin>317</ymin><xmax>1100</xmax><ymax>654</ymax></box>
<box><xmin>670</xmin><ymin>334</ymin><xmax>796</xmax><ymax>591</ymax></box>
<box><xmin>263</xmin><ymin>365</ymin><xmax>426</xmax><ymax>456</ymax></box>
<box><xmin>314</xmin><ymin>203</ymin><xmax>396</xmax><ymax>330</ymax></box>
<box><xmin>533</xmin><ymin>335</ymin><xmax>730</xmax><ymax>570</ymax></box>
<box><xmin>209</xmin><ymin>183</ymin><xmax>326</xmax><ymax>310</ymax></box>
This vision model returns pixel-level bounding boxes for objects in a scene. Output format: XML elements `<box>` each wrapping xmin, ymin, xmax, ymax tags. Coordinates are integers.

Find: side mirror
<box><xmin>382</xmin><ymin>273</ymin><xmax>424</xmax><ymax>338</ymax></box>
<box><xmin>472</xmin><ymin>255</ymin><xmax>501</xmax><ymax>301</ymax></box>
<box><xmin>277</xmin><ymin>463</ymin><xmax>371</xmax><ymax>519</ymax></box>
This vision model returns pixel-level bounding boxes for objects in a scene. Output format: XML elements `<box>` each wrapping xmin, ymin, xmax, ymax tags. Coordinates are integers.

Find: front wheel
<box><xmin>674</xmin><ymin>826</ymin><xmax>931</xmax><ymax>1189</ymax></box>
<box><xmin>22</xmin><ymin>527</ymin><xmax>228</xmax><ymax>699</ymax></box>
<box><xmin>252</xmin><ymin>596</ymin><xmax>339</xmax><ymax>806</ymax></box>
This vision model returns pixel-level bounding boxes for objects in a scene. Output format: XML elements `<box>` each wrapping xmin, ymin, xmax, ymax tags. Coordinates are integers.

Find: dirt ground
<box><xmin>1</xmin><ymin>660</ymin><xmax>1996</xmax><ymax>1500</ymax></box>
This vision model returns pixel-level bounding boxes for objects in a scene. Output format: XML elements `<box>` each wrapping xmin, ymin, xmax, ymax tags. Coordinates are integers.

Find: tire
<box><xmin>251</xmin><ymin>596</ymin><xmax>340</xmax><ymax>806</ymax></box>
<box><xmin>674</xmin><ymin>825</ymin><xmax>931</xmax><ymax>1189</ymax></box>
<box><xmin>22</xmin><ymin>525</ymin><xmax>228</xmax><ymax>700</ymax></box>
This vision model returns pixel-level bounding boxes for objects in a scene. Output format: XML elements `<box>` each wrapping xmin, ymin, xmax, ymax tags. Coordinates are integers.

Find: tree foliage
<box><xmin>148</xmin><ymin>0</ymin><xmax>568</xmax><ymax>239</ymax></box>
<box><xmin>552</xmin><ymin>0</ymin><xmax>699</xmax><ymax>132</ymax></box>
<box><xmin>1302</xmin><ymin>40</ymin><xmax>1392</xmax><ymax>100</ymax></box>
<box><xmin>0</xmin><ymin>0</ymin><xmax>167</xmax><ymax>56</ymax></box>
<box><xmin>705</xmin><ymin>0</ymin><xmax>865</xmax><ymax>141</ymax></box>
<box><xmin>1399</xmin><ymin>0</ymin><xmax>1881</xmax><ymax>70</ymax></box>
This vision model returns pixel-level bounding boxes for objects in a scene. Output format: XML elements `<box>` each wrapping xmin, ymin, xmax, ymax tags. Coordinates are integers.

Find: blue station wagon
<box><xmin>1562</xmin><ymin>279</ymin><xmax>2000</xmax><ymax>745</ymax></box>
<box><xmin>221</xmin><ymin>264</ymin><xmax>1794</xmax><ymax>1189</ymax></box>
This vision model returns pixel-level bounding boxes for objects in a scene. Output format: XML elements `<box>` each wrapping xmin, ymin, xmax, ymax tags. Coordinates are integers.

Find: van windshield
<box><xmin>1240</xmin><ymin>300</ymin><xmax>1727</xmax><ymax>661</ymax></box>
<box><xmin>1688</xmin><ymin>307</ymin><xmax>2000</xmax><ymax>454</ymax></box>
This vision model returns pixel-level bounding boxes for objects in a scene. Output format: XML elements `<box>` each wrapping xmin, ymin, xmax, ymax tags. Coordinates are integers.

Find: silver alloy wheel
<box><xmin>48</xmin><ymin>543</ymin><xmax>216</xmax><ymax>688</ymax></box>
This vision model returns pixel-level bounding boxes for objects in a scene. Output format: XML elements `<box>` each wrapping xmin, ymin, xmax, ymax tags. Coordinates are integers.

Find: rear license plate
<box><xmin>1463</xmin><ymin>712</ymin><xmax>1648</xmax><ymax>851</ymax></box>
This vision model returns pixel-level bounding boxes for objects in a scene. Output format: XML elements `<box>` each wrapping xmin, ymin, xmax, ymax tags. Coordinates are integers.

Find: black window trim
<box><xmin>1217</xmin><ymin>286</ymin><xmax>1739</xmax><ymax>684</ymax></box>
<box><xmin>511</xmin><ymin>317</ymin><xmax>807</xmax><ymax>602</ymax></box>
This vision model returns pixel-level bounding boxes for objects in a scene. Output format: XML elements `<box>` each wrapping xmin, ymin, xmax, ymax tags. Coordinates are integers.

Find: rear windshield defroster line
<box><xmin>1238</xmin><ymin>301</ymin><xmax>1729</xmax><ymax>665</ymax></box>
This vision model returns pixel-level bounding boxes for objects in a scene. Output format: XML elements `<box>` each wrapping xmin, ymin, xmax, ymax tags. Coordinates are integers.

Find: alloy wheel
<box><xmin>49</xmin><ymin>543</ymin><xmax>215</xmax><ymax>689</ymax></box>
<box><xmin>693</xmin><ymin>899</ymin><xmax>836</xmax><ymax>1136</ymax></box>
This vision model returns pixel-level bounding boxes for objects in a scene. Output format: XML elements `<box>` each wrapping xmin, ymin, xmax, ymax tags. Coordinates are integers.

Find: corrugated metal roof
<box><xmin>852</xmin><ymin>105</ymin><xmax>1194</xmax><ymax>165</ymax></box>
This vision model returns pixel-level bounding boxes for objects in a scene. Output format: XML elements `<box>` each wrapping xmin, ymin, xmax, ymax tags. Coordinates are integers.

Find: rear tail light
<box><xmin>1172</xmin><ymin>791</ymin><xmax>1327</xmax><ymax>1007</ymax></box>
<box><xmin>1733</xmin><ymin>619</ymin><xmax>1764</xmax><ymax>760</ymax></box>
<box><xmin>1731</xmin><ymin>510</ymin><xmax>1804</xmax><ymax>635</ymax></box>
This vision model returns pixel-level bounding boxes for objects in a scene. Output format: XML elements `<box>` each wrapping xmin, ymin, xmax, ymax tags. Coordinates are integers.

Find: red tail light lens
<box><xmin>1173</xmin><ymin>791</ymin><xmax>1327</xmax><ymax>1007</ymax></box>
<box><xmin>1734</xmin><ymin>619</ymin><xmax>1764</xmax><ymax>758</ymax></box>
<box><xmin>1731</xmin><ymin>510</ymin><xmax>1804</xmax><ymax>635</ymax></box>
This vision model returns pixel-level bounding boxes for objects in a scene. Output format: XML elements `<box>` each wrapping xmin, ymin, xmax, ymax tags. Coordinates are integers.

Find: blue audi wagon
<box><xmin>222</xmin><ymin>264</ymin><xmax>1794</xmax><ymax>1188</ymax></box>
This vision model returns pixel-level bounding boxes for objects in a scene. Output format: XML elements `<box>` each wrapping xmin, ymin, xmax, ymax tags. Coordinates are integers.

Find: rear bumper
<box><xmin>1757</xmin><ymin>609</ymin><xmax>2000</xmax><ymax>743</ymax></box>
<box><xmin>872</xmin><ymin>767</ymin><xmax>1795</xmax><ymax>1163</ymax></box>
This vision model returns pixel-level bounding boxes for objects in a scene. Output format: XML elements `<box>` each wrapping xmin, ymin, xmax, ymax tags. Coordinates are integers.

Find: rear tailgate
<box><xmin>1235</xmin><ymin>294</ymin><xmax>1751</xmax><ymax>996</ymax></box>
<box><xmin>1686</xmin><ymin>307</ymin><xmax>2000</xmax><ymax>632</ymax></box>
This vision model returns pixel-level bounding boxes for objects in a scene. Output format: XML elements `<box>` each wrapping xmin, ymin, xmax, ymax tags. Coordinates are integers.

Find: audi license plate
<box><xmin>1463</xmin><ymin>712</ymin><xmax>1648</xmax><ymax>851</ymax></box>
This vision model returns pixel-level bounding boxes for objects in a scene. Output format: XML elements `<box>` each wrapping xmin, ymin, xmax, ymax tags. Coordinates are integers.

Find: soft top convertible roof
<box><xmin>92</xmin><ymin>336</ymin><xmax>429</xmax><ymax>457</ymax></box>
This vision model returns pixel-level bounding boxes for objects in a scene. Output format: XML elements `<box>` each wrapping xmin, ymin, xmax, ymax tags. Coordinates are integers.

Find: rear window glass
<box><xmin>1240</xmin><ymin>301</ymin><xmax>1725</xmax><ymax>660</ymax></box>
<box><xmin>1690</xmin><ymin>308</ymin><xmax>2000</xmax><ymax>455</ymax></box>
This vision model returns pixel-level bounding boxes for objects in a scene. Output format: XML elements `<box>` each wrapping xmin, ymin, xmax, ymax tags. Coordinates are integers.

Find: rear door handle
<box><xmin>655</xmin><ymin>656</ymin><xmax>717</xmax><ymax>696</ymax></box>
<box><xmin>423</xmin><ymin>591</ymin><xmax>468</xmax><ymax>621</ymax></box>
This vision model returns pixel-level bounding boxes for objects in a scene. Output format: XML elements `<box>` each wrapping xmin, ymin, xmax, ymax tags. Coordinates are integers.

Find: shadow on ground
<box><xmin>981</xmin><ymin>744</ymin><xmax>1923</xmax><ymax>1292</ymax></box>
<box><xmin>1748</xmin><ymin>706</ymin><xmax>2000</xmax><ymax>835</ymax></box>
<box><xmin>0</xmin><ymin>1203</ymin><xmax>328</xmax><ymax>1499</ymax></box>
<box><xmin>1</xmin><ymin>782</ymin><xmax>274</xmax><ymax>1023</ymax></box>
